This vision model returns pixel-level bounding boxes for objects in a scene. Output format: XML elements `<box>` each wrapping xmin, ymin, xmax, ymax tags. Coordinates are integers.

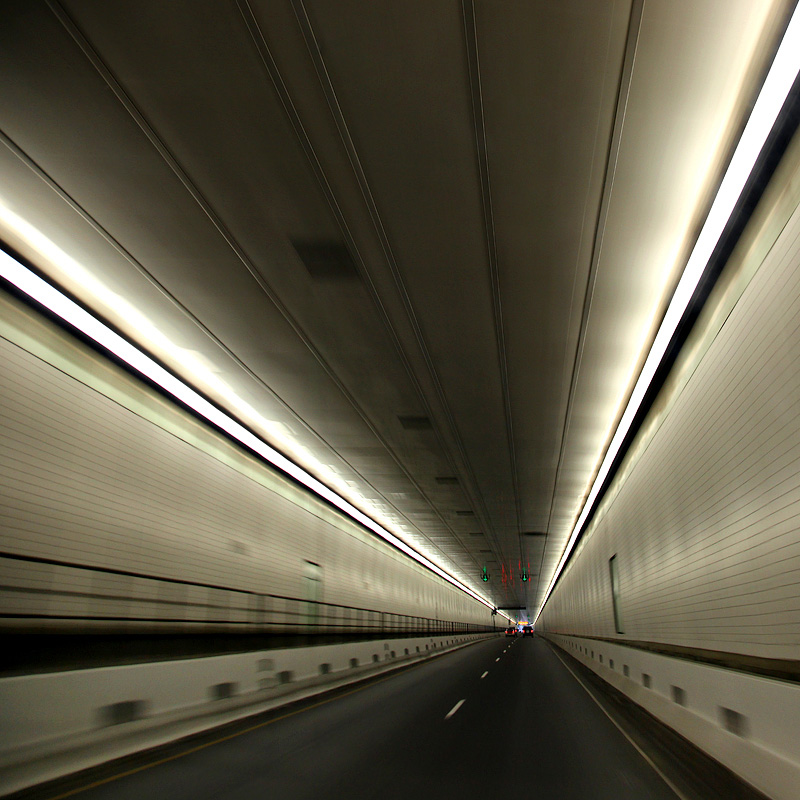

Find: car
<box><xmin>504</xmin><ymin>626</ymin><xmax>517</xmax><ymax>637</ymax></box>
<box><xmin>522</xmin><ymin>625</ymin><xmax>533</xmax><ymax>637</ymax></box>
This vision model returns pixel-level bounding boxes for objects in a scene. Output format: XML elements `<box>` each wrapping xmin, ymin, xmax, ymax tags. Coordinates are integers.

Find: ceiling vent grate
<box><xmin>435</xmin><ymin>476</ymin><xmax>459</xmax><ymax>485</ymax></box>
<box><xmin>523</xmin><ymin>531</ymin><xmax>547</xmax><ymax>537</ymax></box>
<box><xmin>456</xmin><ymin>510</ymin><xmax>474</xmax><ymax>516</ymax></box>
<box><xmin>398</xmin><ymin>415</ymin><xmax>432</xmax><ymax>430</ymax></box>
<box><xmin>292</xmin><ymin>239</ymin><xmax>360</xmax><ymax>280</ymax></box>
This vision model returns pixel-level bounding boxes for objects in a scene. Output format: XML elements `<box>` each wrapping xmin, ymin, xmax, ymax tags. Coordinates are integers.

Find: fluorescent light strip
<box><xmin>535</xmin><ymin>5</ymin><xmax>800</xmax><ymax>622</ymax></box>
<box><xmin>0</xmin><ymin>249</ymin><xmax>508</xmax><ymax>616</ymax></box>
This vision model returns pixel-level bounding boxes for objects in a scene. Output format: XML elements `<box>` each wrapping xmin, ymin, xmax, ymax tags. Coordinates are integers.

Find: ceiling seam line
<box><xmin>287</xmin><ymin>0</ymin><xmax>503</xmax><ymax>563</ymax></box>
<box><xmin>287</xmin><ymin>0</ymin><xmax>497</xmax><ymax>549</ymax></box>
<box><xmin>234</xmin><ymin>0</ymin><xmax>484</xmax><ymax>578</ymax></box>
<box><xmin>237</xmin><ymin>0</ymin><xmax>491</xmax><ymax>561</ymax></box>
<box><xmin>237</xmin><ymin>0</ymin><xmax>456</xmax><ymax>469</ymax></box>
<box><xmin>45</xmin><ymin>1</ymin><xmax>476</xmax><ymax>582</ymax></box>
<box><xmin>44</xmin><ymin>2</ymin><xmax>336</xmax><ymax>356</ymax></box>
<box><xmin>536</xmin><ymin>0</ymin><xmax>645</xmax><ymax>607</ymax></box>
<box><xmin>462</xmin><ymin>0</ymin><xmax>525</xmax><ymax>581</ymax></box>
<box><xmin>0</xmin><ymin>129</ymin><xmax>239</xmax><ymax>356</ymax></box>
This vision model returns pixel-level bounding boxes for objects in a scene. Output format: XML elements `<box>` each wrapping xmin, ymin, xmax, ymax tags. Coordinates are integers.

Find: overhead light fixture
<box><xmin>535</xmin><ymin>4</ymin><xmax>800</xmax><ymax>622</ymax></box>
<box><xmin>0</xmin><ymin>244</ymin><xmax>498</xmax><ymax>613</ymax></box>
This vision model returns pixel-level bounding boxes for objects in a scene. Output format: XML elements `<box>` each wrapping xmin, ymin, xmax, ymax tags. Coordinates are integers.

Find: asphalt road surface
<box><xmin>44</xmin><ymin>636</ymin><xmax>680</xmax><ymax>800</ymax></box>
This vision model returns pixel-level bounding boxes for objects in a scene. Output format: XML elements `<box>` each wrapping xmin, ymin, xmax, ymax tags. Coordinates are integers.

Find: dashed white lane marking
<box><xmin>495</xmin><ymin>657</ymin><xmax>500</xmax><ymax>662</ymax></box>
<box><xmin>480</xmin><ymin>671</ymin><xmax>489</xmax><ymax>679</ymax></box>
<box><xmin>445</xmin><ymin>699</ymin><xmax>465</xmax><ymax>719</ymax></box>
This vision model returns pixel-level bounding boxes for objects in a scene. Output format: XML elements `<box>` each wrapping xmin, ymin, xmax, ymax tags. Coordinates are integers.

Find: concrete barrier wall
<box><xmin>546</xmin><ymin>633</ymin><xmax>800</xmax><ymax>800</ymax></box>
<box><xmin>0</xmin><ymin>633</ymin><xmax>494</xmax><ymax>794</ymax></box>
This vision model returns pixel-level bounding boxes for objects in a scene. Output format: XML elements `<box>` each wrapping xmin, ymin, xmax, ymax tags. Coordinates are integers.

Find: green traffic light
<box><xmin>481</xmin><ymin>565</ymin><xmax>489</xmax><ymax>582</ymax></box>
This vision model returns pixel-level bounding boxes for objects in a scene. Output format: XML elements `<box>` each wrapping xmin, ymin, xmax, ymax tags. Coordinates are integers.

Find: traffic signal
<box><xmin>521</xmin><ymin>568</ymin><xmax>528</xmax><ymax>582</ymax></box>
<box><xmin>481</xmin><ymin>565</ymin><xmax>489</xmax><ymax>582</ymax></box>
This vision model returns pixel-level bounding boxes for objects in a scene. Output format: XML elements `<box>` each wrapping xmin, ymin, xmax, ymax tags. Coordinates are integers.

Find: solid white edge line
<box><xmin>445</xmin><ymin>699</ymin><xmax>466</xmax><ymax>720</ymax></box>
<box><xmin>0</xmin><ymin>248</ymin><xmax>519</xmax><ymax>622</ymax></box>
<box><xmin>550</xmin><ymin>645</ymin><xmax>689</xmax><ymax>800</ymax></box>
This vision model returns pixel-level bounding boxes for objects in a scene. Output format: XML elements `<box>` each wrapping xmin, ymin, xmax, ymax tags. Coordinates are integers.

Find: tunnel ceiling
<box><xmin>0</xmin><ymin>0</ymin><xmax>793</xmax><ymax>616</ymax></box>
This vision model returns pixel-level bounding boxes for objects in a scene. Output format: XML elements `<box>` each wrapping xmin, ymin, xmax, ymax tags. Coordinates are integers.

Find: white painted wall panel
<box><xmin>0</xmin><ymin>294</ymin><xmax>491</xmax><ymax>631</ymax></box>
<box><xmin>540</xmin><ymin>166</ymin><xmax>800</xmax><ymax>661</ymax></box>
